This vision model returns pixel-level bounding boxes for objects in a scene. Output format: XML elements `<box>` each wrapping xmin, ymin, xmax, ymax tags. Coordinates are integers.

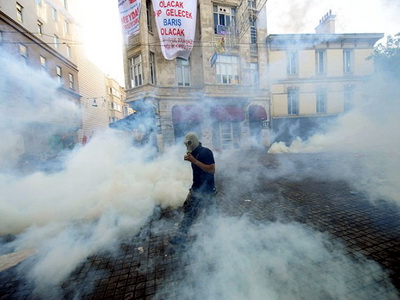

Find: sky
<box><xmin>75</xmin><ymin>0</ymin><xmax>400</xmax><ymax>87</ymax></box>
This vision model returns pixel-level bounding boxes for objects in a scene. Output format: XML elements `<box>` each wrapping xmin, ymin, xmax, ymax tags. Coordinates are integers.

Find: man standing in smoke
<box><xmin>170</xmin><ymin>132</ymin><xmax>216</xmax><ymax>245</ymax></box>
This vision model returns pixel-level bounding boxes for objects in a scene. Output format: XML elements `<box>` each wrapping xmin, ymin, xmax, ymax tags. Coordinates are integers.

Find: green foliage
<box><xmin>368</xmin><ymin>33</ymin><xmax>400</xmax><ymax>77</ymax></box>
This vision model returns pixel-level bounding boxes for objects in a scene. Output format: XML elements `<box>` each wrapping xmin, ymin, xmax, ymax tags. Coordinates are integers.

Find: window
<box><xmin>316</xmin><ymin>50</ymin><xmax>326</xmax><ymax>74</ymax></box>
<box><xmin>343</xmin><ymin>49</ymin><xmax>353</xmax><ymax>73</ymax></box>
<box><xmin>19</xmin><ymin>44</ymin><xmax>27</xmax><ymax>63</ymax></box>
<box><xmin>37</xmin><ymin>20</ymin><xmax>43</xmax><ymax>36</ymax></box>
<box><xmin>40</xmin><ymin>56</ymin><xmax>47</xmax><ymax>70</ymax></box>
<box><xmin>248</xmin><ymin>0</ymin><xmax>256</xmax><ymax>9</ymax></box>
<box><xmin>344</xmin><ymin>85</ymin><xmax>354</xmax><ymax>112</ymax></box>
<box><xmin>250</xmin><ymin>20</ymin><xmax>257</xmax><ymax>44</ymax></box>
<box><xmin>150</xmin><ymin>52</ymin><xmax>156</xmax><ymax>84</ymax></box>
<box><xmin>62</xmin><ymin>0</ymin><xmax>67</xmax><ymax>9</ymax></box>
<box><xmin>68</xmin><ymin>73</ymin><xmax>74</xmax><ymax>89</ymax></box>
<box><xmin>0</xmin><ymin>31</ymin><xmax>3</xmax><ymax>43</ymax></box>
<box><xmin>56</xmin><ymin>66</ymin><xmax>62</xmax><ymax>83</ymax></box>
<box><xmin>36</xmin><ymin>0</ymin><xmax>42</xmax><ymax>6</ymax></box>
<box><xmin>316</xmin><ymin>88</ymin><xmax>327</xmax><ymax>114</ymax></box>
<box><xmin>66</xmin><ymin>45</ymin><xmax>71</xmax><ymax>58</ymax></box>
<box><xmin>54</xmin><ymin>35</ymin><xmax>59</xmax><ymax>48</ymax></box>
<box><xmin>213</xmin><ymin>5</ymin><xmax>236</xmax><ymax>34</ymax></box>
<box><xmin>177</xmin><ymin>58</ymin><xmax>190</xmax><ymax>86</ymax></box>
<box><xmin>129</xmin><ymin>54</ymin><xmax>143</xmax><ymax>88</ymax></box>
<box><xmin>16</xmin><ymin>3</ymin><xmax>23</xmax><ymax>22</ymax></box>
<box><xmin>146</xmin><ymin>0</ymin><xmax>153</xmax><ymax>33</ymax></box>
<box><xmin>287</xmin><ymin>51</ymin><xmax>298</xmax><ymax>75</ymax></box>
<box><xmin>64</xmin><ymin>21</ymin><xmax>69</xmax><ymax>35</ymax></box>
<box><xmin>287</xmin><ymin>88</ymin><xmax>299</xmax><ymax>115</ymax></box>
<box><xmin>52</xmin><ymin>8</ymin><xmax>57</xmax><ymax>21</ymax></box>
<box><xmin>250</xmin><ymin>62</ymin><xmax>259</xmax><ymax>87</ymax></box>
<box><xmin>109</xmin><ymin>87</ymin><xmax>121</xmax><ymax>98</ymax></box>
<box><xmin>216</xmin><ymin>55</ymin><xmax>239</xmax><ymax>84</ymax></box>
<box><xmin>216</xmin><ymin>122</ymin><xmax>241</xmax><ymax>150</ymax></box>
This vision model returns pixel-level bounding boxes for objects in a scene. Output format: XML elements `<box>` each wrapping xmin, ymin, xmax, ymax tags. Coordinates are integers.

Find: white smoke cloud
<box><xmin>0</xmin><ymin>50</ymin><xmax>80</xmax><ymax>170</ymax></box>
<box><xmin>171</xmin><ymin>215</ymin><xmax>396</xmax><ymax>299</ymax></box>
<box><xmin>0</xmin><ymin>49</ymin><xmax>192</xmax><ymax>294</ymax></box>
<box><xmin>268</xmin><ymin>74</ymin><xmax>400</xmax><ymax>204</ymax></box>
<box><xmin>0</xmin><ymin>133</ymin><xmax>191</xmax><ymax>291</ymax></box>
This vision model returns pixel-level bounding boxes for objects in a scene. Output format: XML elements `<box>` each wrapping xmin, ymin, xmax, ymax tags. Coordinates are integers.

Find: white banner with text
<box><xmin>152</xmin><ymin>0</ymin><xmax>197</xmax><ymax>60</ymax></box>
<box><xmin>119</xmin><ymin>0</ymin><xmax>142</xmax><ymax>43</ymax></box>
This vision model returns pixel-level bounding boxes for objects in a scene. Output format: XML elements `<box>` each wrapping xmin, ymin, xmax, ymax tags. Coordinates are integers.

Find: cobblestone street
<box><xmin>1</xmin><ymin>151</ymin><xmax>400</xmax><ymax>299</ymax></box>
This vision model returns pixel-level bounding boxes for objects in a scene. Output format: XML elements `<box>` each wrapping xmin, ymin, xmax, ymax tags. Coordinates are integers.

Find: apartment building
<box><xmin>0</xmin><ymin>0</ymin><xmax>81</xmax><ymax>157</ymax></box>
<box><xmin>0</xmin><ymin>0</ymin><xmax>79</xmax><ymax>101</ymax></box>
<box><xmin>1</xmin><ymin>1</ymin><xmax>127</xmax><ymax>150</ymax></box>
<box><xmin>106</xmin><ymin>77</ymin><xmax>129</xmax><ymax>124</ymax></box>
<box><xmin>267</xmin><ymin>11</ymin><xmax>384</xmax><ymax>143</ymax></box>
<box><xmin>123</xmin><ymin>0</ymin><xmax>270</xmax><ymax>151</ymax></box>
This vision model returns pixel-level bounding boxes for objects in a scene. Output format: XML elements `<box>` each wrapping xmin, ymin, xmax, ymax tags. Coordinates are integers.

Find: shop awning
<box><xmin>249</xmin><ymin>105</ymin><xmax>268</xmax><ymax>121</ymax></box>
<box><xmin>172</xmin><ymin>105</ymin><xmax>203</xmax><ymax>123</ymax></box>
<box><xmin>211</xmin><ymin>106</ymin><xmax>245</xmax><ymax>122</ymax></box>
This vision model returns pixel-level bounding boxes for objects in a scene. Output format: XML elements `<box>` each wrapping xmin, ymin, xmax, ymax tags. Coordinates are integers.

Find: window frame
<box><xmin>215</xmin><ymin>54</ymin><xmax>239</xmax><ymax>85</ymax></box>
<box><xmin>217</xmin><ymin>121</ymin><xmax>241</xmax><ymax>150</ymax></box>
<box><xmin>37</xmin><ymin>20</ymin><xmax>43</xmax><ymax>36</ymax></box>
<box><xmin>54</xmin><ymin>34</ymin><xmax>59</xmax><ymax>48</ymax></box>
<box><xmin>316</xmin><ymin>88</ymin><xmax>327</xmax><ymax>114</ymax></box>
<box><xmin>16</xmin><ymin>3</ymin><xmax>23</xmax><ymax>23</ymax></box>
<box><xmin>344</xmin><ymin>85</ymin><xmax>354</xmax><ymax>111</ymax></box>
<box><xmin>176</xmin><ymin>57</ymin><xmax>190</xmax><ymax>86</ymax></box>
<box><xmin>213</xmin><ymin>5</ymin><xmax>237</xmax><ymax>34</ymax></box>
<box><xmin>56</xmin><ymin>66</ymin><xmax>62</xmax><ymax>83</ymax></box>
<box><xmin>316</xmin><ymin>50</ymin><xmax>326</xmax><ymax>75</ymax></box>
<box><xmin>250</xmin><ymin>20</ymin><xmax>257</xmax><ymax>44</ymax></box>
<box><xmin>250</xmin><ymin>62</ymin><xmax>259</xmax><ymax>88</ymax></box>
<box><xmin>146</xmin><ymin>0</ymin><xmax>153</xmax><ymax>33</ymax></box>
<box><xmin>66</xmin><ymin>45</ymin><xmax>71</xmax><ymax>58</ymax></box>
<box><xmin>52</xmin><ymin>7</ymin><xmax>57</xmax><ymax>21</ymax></box>
<box><xmin>40</xmin><ymin>56</ymin><xmax>47</xmax><ymax>70</ymax></box>
<box><xmin>287</xmin><ymin>88</ymin><xmax>299</xmax><ymax>115</ymax></box>
<box><xmin>64</xmin><ymin>20</ymin><xmax>69</xmax><ymax>35</ymax></box>
<box><xmin>19</xmin><ymin>44</ymin><xmax>28</xmax><ymax>63</ymax></box>
<box><xmin>149</xmin><ymin>52</ymin><xmax>156</xmax><ymax>85</ymax></box>
<box><xmin>287</xmin><ymin>50</ymin><xmax>298</xmax><ymax>76</ymax></box>
<box><xmin>343</xmin><ymin>49</ymin><xmax>353</xmax><ymax>74</ymax></box>
<box><xmin>129</xmin><ymin>54</ymin><xmax>143</xmax><ymax>88</ymax></box>
<box><xmin>68</xmin><ymin>73</ymin><xmax>74</xmax><ymax>89</ymax></box>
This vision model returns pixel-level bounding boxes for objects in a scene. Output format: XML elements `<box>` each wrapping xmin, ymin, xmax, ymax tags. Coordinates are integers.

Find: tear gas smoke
<box><xmin>268</xmin><ymin>74</ymin><xmax>400</xmax><ymax>204</ymax></box>
<box><xmin>0</xmin><ymin>50</ymin><xmax>191</xmax><ymax>294</ymax></box>
<box><xmin>172</xmin><ymin>215</ymin><xmax>396</xmax><ymax>299</ymax></box>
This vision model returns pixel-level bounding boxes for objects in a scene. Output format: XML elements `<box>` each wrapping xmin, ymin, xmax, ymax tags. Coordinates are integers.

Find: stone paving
<box><xmin>1</xmin><ymin>151</ymin><xmax>400</xmax><ymax>299</ymax></box>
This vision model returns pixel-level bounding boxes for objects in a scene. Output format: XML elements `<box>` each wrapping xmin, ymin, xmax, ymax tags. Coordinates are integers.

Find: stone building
<box><xmin>266</xmin><ymin>11</ymin><xmax>384</xmax><ymax>143</ymax></box>
<box><xmin>123</xmin><ymin>0</ymin><xmax>270</xmax><ymax>152</ymax></box>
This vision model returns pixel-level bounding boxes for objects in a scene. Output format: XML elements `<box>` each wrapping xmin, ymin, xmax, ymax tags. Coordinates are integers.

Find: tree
<box><xmin>368</xmin><ymin>33</ymin><xmax>400</xmax><ymax>77</ymax></box>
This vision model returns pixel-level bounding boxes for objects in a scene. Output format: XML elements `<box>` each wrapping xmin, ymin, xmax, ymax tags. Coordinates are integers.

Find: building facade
<box><xmin>123</xmin><ymin>0</ymin><xmax>270</xmax><ymax>152</ymax></box>
<box><xmin>0</xmin><ymin>0</ymin><xmax>81</xmax><ymax>158</ymax></box>
<box><xmin>1</xmin><ymin>0</ymin><xmax>127</xmax><ymax>149</ymax></box>
<box><xmin>266</xmin><ymin>11</ymin><xmax>383</xmax><ymax>143</ymax></box>
<box><xmin>106</xmin><ymin>77</ymin><xmax>129</xmax><ymax>124</ymax></box>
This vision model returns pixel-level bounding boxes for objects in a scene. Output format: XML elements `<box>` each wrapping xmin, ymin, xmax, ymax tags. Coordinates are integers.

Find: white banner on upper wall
<box><xmin>152</xmin><ymin>0</ymin><xmax>197</xmax><ymax>60</ymax></box>
<box><xmin>118</xmin><ymin>0</ymin><xmax>141</xmax><ymax>43</ymax></box>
